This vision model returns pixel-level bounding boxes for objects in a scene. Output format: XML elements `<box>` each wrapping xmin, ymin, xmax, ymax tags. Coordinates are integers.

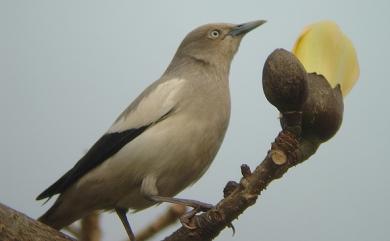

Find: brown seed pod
<box><xmin>262</xmin><ymin>48</ymin><xmax>308</xmax><ymax>112</ymax></box>
<box><xmin>301</xmin><ymin>73</ymin><xmax>344</xmax><ymax>142</ymax></box>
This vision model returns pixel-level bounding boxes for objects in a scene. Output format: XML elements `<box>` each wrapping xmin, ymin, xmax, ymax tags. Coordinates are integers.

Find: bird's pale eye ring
<box><xmin>209</xmin><ymin>30</ymin><xmax>221</xmax><ymax>39</ymax></box>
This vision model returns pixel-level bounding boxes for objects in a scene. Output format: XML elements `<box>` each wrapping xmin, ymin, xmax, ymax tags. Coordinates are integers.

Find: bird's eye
<box><xmin>209</xmin><ymin>30</ymin><xmax>221</xmax><ymax>39</ymax></box>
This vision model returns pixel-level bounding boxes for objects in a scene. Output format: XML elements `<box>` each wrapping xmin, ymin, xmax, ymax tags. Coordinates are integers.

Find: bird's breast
<box><xmin>150</xmin><ymin>110</ymin><xmax>229</xmax><ymax>197</ymax></box>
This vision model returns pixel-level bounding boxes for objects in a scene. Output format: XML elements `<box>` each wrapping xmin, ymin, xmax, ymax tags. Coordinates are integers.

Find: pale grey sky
<box><xmin>1</xmin><ymin>1</ymin><xmax>389</xmax><ymax>241</ymax></box>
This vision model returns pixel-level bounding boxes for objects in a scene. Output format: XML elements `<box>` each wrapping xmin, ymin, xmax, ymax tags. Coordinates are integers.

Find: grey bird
<box><xmin>36</xmin><ymin>20</ymin><xmax>265</xmax><ymax>240</ymax></box>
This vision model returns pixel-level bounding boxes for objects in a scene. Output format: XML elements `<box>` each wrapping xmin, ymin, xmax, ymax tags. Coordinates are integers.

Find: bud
<box><xmin>302</xmin><ymin>73</ymin><xmax>344</xmax><ymax>143</ymax></box>
<box><xmin>262</xmin><ymin>48</ymin><xmax>308</xmax><ymax>112</ymax></box>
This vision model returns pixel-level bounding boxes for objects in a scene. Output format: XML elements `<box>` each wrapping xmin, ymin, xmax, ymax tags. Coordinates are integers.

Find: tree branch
<box><xmin>0</xmin><ymin>203</ymin><xmax>75</xmax><ymax>241</ymax></box>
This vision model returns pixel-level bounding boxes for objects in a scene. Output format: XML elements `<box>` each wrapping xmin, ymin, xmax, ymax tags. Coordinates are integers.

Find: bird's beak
<box><xmin>228</xmin><ymin>20</ymin><xmax>266</xmax><ymax>37</ymax></box>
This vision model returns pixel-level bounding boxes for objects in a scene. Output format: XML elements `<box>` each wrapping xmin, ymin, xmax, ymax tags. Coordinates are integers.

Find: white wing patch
<box><xmin>108</xmin><ymin>78</ymin><xmax>186</xmax><ymax>133</ymax></box>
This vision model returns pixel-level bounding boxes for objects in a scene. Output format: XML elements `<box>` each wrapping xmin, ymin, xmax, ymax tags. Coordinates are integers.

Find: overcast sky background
<box><xmin>1</xmin><ymin>1</ymin><xmax>389</xmax><ymax>241</ymax></box>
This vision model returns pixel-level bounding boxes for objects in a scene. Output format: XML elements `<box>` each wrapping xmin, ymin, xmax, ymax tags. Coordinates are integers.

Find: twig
<box><xmin>81</xmin><ymin>211</ymin><xmax>101</xmax><ymax>241</ymax></box>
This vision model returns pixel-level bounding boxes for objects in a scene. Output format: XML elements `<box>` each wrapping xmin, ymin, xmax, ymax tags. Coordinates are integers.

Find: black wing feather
<box><xmin>36</xmin><ymin>125</ymin><xmax>149</xmax><ymax>200</ymax></box>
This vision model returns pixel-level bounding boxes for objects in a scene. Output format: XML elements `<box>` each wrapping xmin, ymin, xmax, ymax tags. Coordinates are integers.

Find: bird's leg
<box><xmin>147</xmin><ymin>195</ymin><xmax>213</xmax><ymax>211</ymax></box>
<box><xmin>146</xmin><ymin>195</ymin><xmax>214</xmax><ymax>229</ymax></box>
<box><xmin>115</xmin><ymin>207</ymin><xmax>136</xmax><ymax>241</ymax></box>
<box><xmin>141</xmin><ymin>175</ymin><xmax>214</xmax><ymax>229</ymax></box>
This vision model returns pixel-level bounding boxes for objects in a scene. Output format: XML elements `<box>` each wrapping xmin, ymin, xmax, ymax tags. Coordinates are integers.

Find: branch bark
<box><xmin>0</xmin><ymin>203</ymin><xmax>75</xmax><ymax>241</ymax></box>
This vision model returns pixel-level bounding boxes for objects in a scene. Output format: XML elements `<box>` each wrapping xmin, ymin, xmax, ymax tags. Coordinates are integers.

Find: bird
<box><xmin>36</xmin><ymin>20</ymin><xmax>266</xmax><ymax>240</ymax></box>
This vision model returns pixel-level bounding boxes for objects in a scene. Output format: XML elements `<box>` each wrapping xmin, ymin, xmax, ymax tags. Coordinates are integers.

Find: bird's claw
<box><xmin>180</xmin><ymin>203</ymin><xmax>214</xmax><ymax>230</ymax></box>
<box><xmin>227</xmin><ymin>222</ymin><xmax>236</xmax><ymax>236</ymax></box>
<box><xmin>180</xmin><ymin>209</ymin><xmax>197</xmax><ymax>230</ymax></box>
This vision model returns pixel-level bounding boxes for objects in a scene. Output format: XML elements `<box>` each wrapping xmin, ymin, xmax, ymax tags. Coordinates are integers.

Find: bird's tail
<box><xmin>38</xmin><ymin>195</ymin><xmax>83</xmax><ymax>230</ymax></box>
<box><xmin>38</xmin><ymin>213</ymin><xmax>61</xmax><ymax>230</ymax></box>
<box><xmin>38</xmin><ymin>198</ymin><xmax>66</xmax><ymax>229</ymax></box>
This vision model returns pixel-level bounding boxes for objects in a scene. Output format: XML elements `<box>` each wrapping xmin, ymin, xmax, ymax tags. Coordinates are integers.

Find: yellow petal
<box><xmin>292</xmin><ymin>21</ymin><xmax>359</xmax><ymax>96</ymax></box>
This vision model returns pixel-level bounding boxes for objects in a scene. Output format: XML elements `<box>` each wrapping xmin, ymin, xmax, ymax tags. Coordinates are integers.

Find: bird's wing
<box><xmin>36</xmin><ymin>78</ymin><xmax>186</xmax><ymax>200</ymax></box>
<box><xmin>108</xmin><ymin>78</ymin><xmax>186</xmax><ymax>133</ymax></box>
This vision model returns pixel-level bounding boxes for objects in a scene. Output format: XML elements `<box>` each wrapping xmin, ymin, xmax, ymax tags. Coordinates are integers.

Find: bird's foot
<box><xmin>179</xmin><ymin>202</ymin><xmax>214</xmax><ymax>230</ymax></box>
<box><xmin>178</xmin><ymin>202</ymin><xmax>235</xmax><ymax>234</ymax></box>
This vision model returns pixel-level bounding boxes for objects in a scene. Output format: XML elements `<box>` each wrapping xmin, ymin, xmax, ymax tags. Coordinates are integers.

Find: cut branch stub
<box><xmin>269</xmin><ymin>149</ymin><xmax>287</xmax><ymax>165</ymax></box>
<box><xmin>240</xmin><ymin>164</ymin><xmax>252</xmax><ymax>178</ymax></box>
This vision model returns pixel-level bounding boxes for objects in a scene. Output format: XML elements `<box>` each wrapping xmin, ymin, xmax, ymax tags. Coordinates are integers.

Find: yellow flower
<box><xmin>292</xmin><ymin>21</ymin><xmax>359</xmax><ymax>96</ymax></box>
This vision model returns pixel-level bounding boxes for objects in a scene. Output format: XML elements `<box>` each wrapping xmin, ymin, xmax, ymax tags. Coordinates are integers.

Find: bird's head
<box><xmin>173</xmin><ymin>20</ymin><xmax>266</xmax><ymax>68</ymax></box>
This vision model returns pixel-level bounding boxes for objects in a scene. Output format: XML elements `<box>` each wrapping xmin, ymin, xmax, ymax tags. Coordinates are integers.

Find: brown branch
<box><xmin>163</xmin><ymin>129</ymin><xmax>305</xmax><ymax>241</ymax></box>
<box><xmin>130</xmin><ymin>204</ymin><xmax>187</xmax><ymax>241</ymax></box>
<box><xmin>0</xmin><ymin>203</ymin><xmax>75</xmax><ymax>241</ymax></box>
<box><xmin>81</xmin><ymin>212</ymin><xmax>101</xmax><ymax>241</ymax></box>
